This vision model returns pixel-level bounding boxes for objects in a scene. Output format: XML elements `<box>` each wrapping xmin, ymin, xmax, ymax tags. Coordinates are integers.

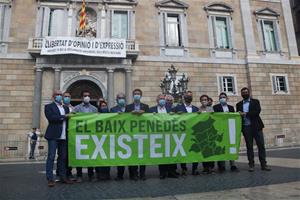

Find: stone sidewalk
<box><xmin>0</xmin><ymin>147</ymin><xmax>299</xmax><ymax>200</ymax></box>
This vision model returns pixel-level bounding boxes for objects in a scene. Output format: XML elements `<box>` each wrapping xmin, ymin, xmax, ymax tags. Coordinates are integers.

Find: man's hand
<box><xmin>239</xmin><ymin>111</ymin><xmax>247</xmax><ymax>117</ymax></box>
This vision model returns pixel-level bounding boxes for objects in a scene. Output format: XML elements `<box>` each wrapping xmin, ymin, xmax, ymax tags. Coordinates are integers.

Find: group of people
<box><xmin>44</xmin><ymin>87</ymin><xmax>271</xmax><ymax>187</ymax></box>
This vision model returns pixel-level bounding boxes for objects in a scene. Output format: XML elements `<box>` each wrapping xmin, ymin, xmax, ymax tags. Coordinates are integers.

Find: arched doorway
<box><xmin>66</xmin><ymin>80</ymin><xmax>103</xmax><ymax>107</ymax></box>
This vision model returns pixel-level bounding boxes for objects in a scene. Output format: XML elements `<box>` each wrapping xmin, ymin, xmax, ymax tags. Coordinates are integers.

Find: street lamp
<box><xmin>160</xmin><ymin>65</ymin><xmax>189</xmax><ymax>102</ymax></box>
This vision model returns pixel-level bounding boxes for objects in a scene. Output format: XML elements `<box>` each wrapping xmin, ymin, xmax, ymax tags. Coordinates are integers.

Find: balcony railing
<box><xmin>28</xmin><ymin>37</ymin><xmax>139</xmax><ymax>57</ymax></box>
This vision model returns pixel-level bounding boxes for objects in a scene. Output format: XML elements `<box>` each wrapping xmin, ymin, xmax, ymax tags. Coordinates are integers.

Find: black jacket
<box><xmin>236</xmin><ymin>98</ymin><xmax>264</xmax><ymax>131</ymax></box>
<box><xmin>125</xmin><ymin>103</ymin><xmax>150</xmax><ymax>113</ymax></box>
<box><xmin>213</xmin><ymin>103</ymin><xmax>235</xmax><ymax>113</ymax></box>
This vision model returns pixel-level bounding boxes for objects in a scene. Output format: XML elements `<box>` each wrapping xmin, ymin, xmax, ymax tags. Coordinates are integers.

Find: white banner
<box><xmin>41</xmin><ymin>37</ymin><xmax>126</xmax><ymax>58</ymax></box>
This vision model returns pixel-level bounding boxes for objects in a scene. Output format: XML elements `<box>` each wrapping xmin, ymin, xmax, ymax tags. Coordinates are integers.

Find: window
<box><xmin>255</xmin><ymin>8</ymin><xmax>281</xmax><ymax>53</ymax></box>
<box><xmin>166</xmin><ymin>14</ymin><xmax>181</xmax><ymax>47</ymax></box>
<box><xmin>215</xmin><ymin>16</ymin><xmax>230</xmax><ymax>49</ymax></box>
<box><xmin>112</xmin><ymin>11</ymin><xmax>128</xmax><ymax>39</ymax></box>
<box><xmin>261</xmin><ymin>20</ymin><xmax>278</xmax><ymax>52</ymax></box>
<box><xmin>271</xmin><ymin>74</ymin><xmax>289</xmax><ymax>94</ymax></box>
<box><xmin>204</xmin><ymin>3</ymin><xmax>235</xmax><ymax>58</ymax></box>
<box><xmin>217</xmin><ymin>75</ymin><xmax>237</xmax><ymax>95</ymax></box>
<box><xmin>0</xmin><ymin>2</ymin><xmax>11</xmax><ymax>53</ymax></box>
<box><xmin>156</xmin><ymin>0</ymin><xmax>189</xmax><ymax>55</ymax></box>
<box><xmin>36</xmin><ymin>6</ymin><xmax>67</xmax><ymax>37</ymax></box>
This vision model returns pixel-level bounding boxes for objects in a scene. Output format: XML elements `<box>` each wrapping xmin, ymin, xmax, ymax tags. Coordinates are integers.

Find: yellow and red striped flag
<box><xmin>79</xmin><ymin>0</ymin><xmax>86</xmax><ymax>31</ymax></box>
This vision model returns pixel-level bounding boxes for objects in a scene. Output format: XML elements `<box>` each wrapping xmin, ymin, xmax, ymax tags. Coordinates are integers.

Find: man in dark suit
<box><xmin>110</xmin><ymin>93</ymin><xmax>126</xmax><ymax>181</ymax></box>
<box><xmin>213</xmin><ymin>92</ymin><xmax>239</xmax><ymax>173</ymax></box>
<box><xmin>44</xmin><ymin>90</ymin><xmax>73</xmax><ymax>187</ymax></box>
<box><xmin>236</xmin><ymin>87</ymin><xmax>271</xmax><ymax>172</ymax></box>
<box><xmin>125</xmin><ymin>88</ymin><xmax>149</xmax><ymax>180</ymax></box>
<box><xmin>150</xmin><ymin>94</ymin><xmax>179</xmax><ymax>179</ymax></box>
<box><xmin>173</xmin><ymin>91</ymin><xmax>199</xmax><ymax>175</ymax></box>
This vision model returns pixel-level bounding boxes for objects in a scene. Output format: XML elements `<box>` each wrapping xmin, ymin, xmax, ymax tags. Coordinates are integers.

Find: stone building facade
<box><xmin>291</xmin><ymin>0</ymin><xmax>300</xmax><ymax>55</ymax></box>
<box><xmin>0</xmin><ymin>0</ymin><xmax>299</xmax><ymax>158</ymax></box>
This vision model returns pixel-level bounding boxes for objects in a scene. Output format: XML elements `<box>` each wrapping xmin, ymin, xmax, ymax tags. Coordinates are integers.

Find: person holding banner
<box><xmin>97</xmin><ymin>100</ymin><xmax>111</xmax><ymax>180</ymax></box>
<box><xmin>236</xmin><ymin>87</ymin><xmax>271</xmax><ymax>172</ymax></box>
<box><xmin>174</xmin><ymin>91</ymin><xmax>199</xmax><ymax>176</ymax></box>
<box><xmin>198</xmin><ymin>94</ymin><xmax>215</xmax><ymax>174</ymax></box>
<box><xmin>44</xmin><ymin>90</ymin><xmax>73</xmax><ymax>187</ymax></box>
<box><xmin>73</xmin><ymin>90</ymin><xmax>98</xmax><ymax>182</ymax></box>
<box><xmin>125</xmin><ymin>89</ymin><xmax>149</xmax><ymax>181</ymax></box>
<box><xmin>213</xmin><ymin>92</ymin><xmax>239</xmax><ymax>173</ymax></box>
<box><xmin>150</xmin><ymin>94</ymin><xmax>179</xmax><ymax>179</ymax></box>
<box><xmin>110</xmin><ymin>93</ymin><xmax>127</xmax><ymax>180</ymax></box>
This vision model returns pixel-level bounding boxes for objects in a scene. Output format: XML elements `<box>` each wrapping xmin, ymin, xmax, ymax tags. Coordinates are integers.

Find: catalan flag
<box><xmin>79</xmin><ymin>0</ymin><xmax>86</xmax><ymax>31</ymax></box>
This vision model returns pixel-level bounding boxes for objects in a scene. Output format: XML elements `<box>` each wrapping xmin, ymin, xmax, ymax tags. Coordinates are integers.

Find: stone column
<box><xmin>125</xmin><ymin>68</ymin><xmax>132</xmax><ymax>104</ymax></box>
<box><xmin>32</xmin><ymin>66</ymin><xmax>43</xmax><ymax>129</ymax></box>
<box><xmin>281</xmin><ymin>0</ymin><xmax>299</xmax><ymax>58</ymax></box>
<box><xmin>240</xmin><ymin>0</ymin><xmax>257</xmax><ymax>58</ymax></box>
<box><xmin>107</xmin><ymin>68</ymin><xmax>115</xmax><ymax>109</ymax></box>
<box><xmin>53</xmin><ymin>67</ymin><xmax>61</xmax><ymax>91</ymax></box>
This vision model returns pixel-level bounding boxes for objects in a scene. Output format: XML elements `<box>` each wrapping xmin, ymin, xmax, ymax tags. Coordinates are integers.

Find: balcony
<box><xmin>28</xmin><ymin>37</ymin><xmax>139</xmax><ymax>57</ymax></box>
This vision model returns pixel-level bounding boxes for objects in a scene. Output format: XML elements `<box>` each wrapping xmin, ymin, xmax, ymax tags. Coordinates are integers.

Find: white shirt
<box><xmin>222</xmin><ymin>104</ymin><xmax>229</xmax><ymax>112</ymax></box>
<box><xmin>184</xmin><ymin>103</ymin><xmax>193</xmax><ymax>113</ymax></box>
<box><xmin>157</xmin><ymin>106</ymin><xmax>167</xmax><ymax>113</ymax></box>
<box><xmin>56</xmin><ymin>103</ymin><xmax>66</xmax><ymax>140</ymax></box>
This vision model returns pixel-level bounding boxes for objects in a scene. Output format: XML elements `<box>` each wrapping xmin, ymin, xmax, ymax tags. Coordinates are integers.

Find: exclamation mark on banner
<box><xmin>228</xmin><ymin>119</ymin><xmax>236</xmax><ymax>154</ymax></box>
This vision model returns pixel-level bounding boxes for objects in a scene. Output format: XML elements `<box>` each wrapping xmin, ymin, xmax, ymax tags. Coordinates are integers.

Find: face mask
<box><xmin>184</xmin><ymin>95</ymin><xmax>193</xmax><ymax>103</ymax></box>
<box><xmin>83</xmin><ymin>96</ymin><xmax>90</xmax><ymax>104</ymax></box>
<box><xmin>55</xmin><ymin>95</ymin><xmax>62</xmax><ymax>103</ymax></box>
<box><xmin>63</xmin><ymin>97</ymin><xmax>70</xmax><ymax>105</ymax></box>
<box><xmin>133</xmin><ymin>95</ymin><xmax>141</xmax><ymax>102</ymax></box>
<box><xmin>201</xmin><ymin>101</ymin><xmax>208</xmax><ymax>107</ymax></box>
<box><xmin>158</xmin><ymin>99</ymin><xmax>166</xmax><ymax>107</ymax></box>
<box><xmin>242</xmin><ymin>94</ymin><xmax>250</xmax><ymax>100</ymax></box>
<box><xmin>219</xmin><ymin>98</ymin><xmax>227</xmax><ymax>105</ymax></box>
<box><xmin>118</xmin><ymin>98</ymin><xmax>126</xmax><ymax>107</ymax></box>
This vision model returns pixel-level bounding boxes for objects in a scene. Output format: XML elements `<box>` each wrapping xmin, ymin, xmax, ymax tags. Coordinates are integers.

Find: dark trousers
<box><xmin>46</xmin><ymin>140</ymin><xmax>67</xmax><ymax>181</ymax></box>
<box><xmin>181</xmin><ymin>162</ymin><xmax>198</xmax><ymax>171</ymax></box>
<box><xmin>76</xmin><ymin>167</ymin><xmax>96</xmax><ymax>178</ymax></box>
<box><xmin>129</xmin><ymin>165</ymin><xmax>146</xmax><ymax>178</ymax></box>
<box><xmin>117</xmin><ymin>166</ymin><xmax>125</xmax><ymax>178</ymax></box>
<box><xmin>202</xmin><ymin>162</ymin><xmax>215</xmax><ymax>169</ymax></box>
<box><xmin>243</xmin><ymin>126</ymin><xmax>267</xmax><ymax>167</ymax></box>
<box><xmin>29</xmin><ymin>141</ymin><xmax>37</xmax><ymax>158</ymax></box>
<box><xmin>159</xmin><ymin>164</ymin><xmax>177</xmax><ymax>176</ymax></box>
<box><xmin>97</xmin><ymin>167</ymin><xmax>110</xmax><ymax>179</ymax></box>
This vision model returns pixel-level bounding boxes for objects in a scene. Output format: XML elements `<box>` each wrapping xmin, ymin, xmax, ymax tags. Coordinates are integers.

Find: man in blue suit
<box><xmin>150</xmin><ymin>94</ymin><xmax>179</xmax><ymax>179</ymax></box>
<box><xmin>44</xmin><ymin>90</ymin><xmax>73</xmax><ymax>187</ymax></box>
<box><xmin>174</xmin><ymin>91</ymin><xmax>199</xmax><ymax>175</ymax></box>
<box><xmin>125</xmin><ymin>88</ymin><xmax>149</xmax><ymax>180</ymax></box>
<box><xmin>110</xmin><ymin>93</ymin><xmax>127</xmax><ymax>180</ymax></box>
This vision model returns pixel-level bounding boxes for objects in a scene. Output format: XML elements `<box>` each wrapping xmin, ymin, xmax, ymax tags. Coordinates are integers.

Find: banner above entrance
<box><xmin>41</xmin><ymin>37</ymin><xmax>126</xmax><ymax>58</ymax></box>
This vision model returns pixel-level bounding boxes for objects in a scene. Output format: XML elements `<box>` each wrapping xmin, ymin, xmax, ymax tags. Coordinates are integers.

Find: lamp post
<box><xmin>160</xmin><ymin>65</ymin><xmax>189</xmax><ymax>102</ymax></box>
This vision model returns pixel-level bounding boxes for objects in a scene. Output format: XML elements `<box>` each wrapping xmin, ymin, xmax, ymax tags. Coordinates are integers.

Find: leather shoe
<box><xmin>261</xmin><ymin>166</ymin><xmax>272</xmax><ymax>171</ymax></box>
<box><xmin>61</xmin><ymin>179</ymin><xmax>74</xmax><ymax>184</ymax></box>
<box><xmin>192</xmin><ymin>170</ymin><xmax>200</xmax><ymax>175</ymax></box>
<box><xmin>230</xmin><ymin>166</ymin><xmax>239</xmax><ymax>172</ymax></box>
<box><xmin>140</xmin><ymin>175</ymin><xmax>146</xmax><ymax>181</ymax></box>
<box><xmin>167</xmin><ymin>172</ymin><xmax>179</xmax><ymax>178</ymax></box>
<box><xmin>248</xmin><ymin>166</ymin><xmax>255</xmax><ymax>172</ymax></box>
<box><xmin>130</xmin><ymin>175</ymin><xmax>138</xmax><ymax>181</ymax></box>
<box><xmin>181</xmin><ymin>169</ymin><xmax>187</xmax><ymax>176</ymax></box>
<box><xmin>47</xmin><ymin>180</ymin><xmax>55</xmax><ymax>187</ymax></box>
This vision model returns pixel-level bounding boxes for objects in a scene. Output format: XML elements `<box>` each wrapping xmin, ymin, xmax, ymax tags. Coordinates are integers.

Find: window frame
<box><xmin>217</xmin><ymin>74</ymin><xmax>238</xmax><ymax>96</ymax></box>
<box><xmin>270</xmin><ymin>73</ymin><xmax>290</xmax><ymax>95</ymax></box>
<box><xmin>0</xmin><ymin>1</ymin><xmax>12</xmax><ymax>54</ymax></box>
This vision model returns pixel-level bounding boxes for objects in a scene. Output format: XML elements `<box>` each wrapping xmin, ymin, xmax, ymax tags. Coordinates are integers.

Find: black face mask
<box><xmin>184</xmin><ymin>95</ymin><xmax>193</xmax><ymax>103</ymax></box>
<box><xmin>242</xmin><ymin>94</ymin><xmax>250</xmax><ymax>100</ymax></box>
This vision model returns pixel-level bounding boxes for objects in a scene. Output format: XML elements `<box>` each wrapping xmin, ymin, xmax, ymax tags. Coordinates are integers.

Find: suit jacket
<box><xmin>213</xmin><ymin>103</ymin><xmax>235</xmax><ymax>113</ymax></box>
<box><xmin>110</xmin><ymin>105</ymin><xmax>125</xmax><ymax>113</ymax></box>
<box><xmin>173</xmin><ymin>103</ymin><xmax>199</xmax><ymax>113</ymax></box>
<box><xmin>149</xmin><ymin>105</ymin><xmax>172</xmax><ymax>113</ymax></box>
<box><xmin>236</xmin><ymin>98</ymin><xmax>264</xmax><ymax>131</ymax></box>
<box><xmin>44</xmin><ymin>102</ymin><xmax>70</xmax><ymax>140</ymax></box>
<box><xmin>125</xmin><ymin>103</ymin><xmax>150</xmax><ymax>113</ymax></box>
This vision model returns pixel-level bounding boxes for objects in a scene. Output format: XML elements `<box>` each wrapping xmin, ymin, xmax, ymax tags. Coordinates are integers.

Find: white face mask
<box><xmin>83</xmin><ymin>96</ymin><xmax>90</xmax><ymax>104</ymax></box>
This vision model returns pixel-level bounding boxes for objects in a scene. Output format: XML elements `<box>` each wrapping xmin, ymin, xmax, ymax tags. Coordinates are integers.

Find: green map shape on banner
<box><xmin>190</xmin><ymin>117</ymin><xmax>225</xmax><ymax>158</ymax></box>
<box><xmin>68</xmin><ymin>112</ymin><xmax>241</xmax><ymax>167</ymax></box>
